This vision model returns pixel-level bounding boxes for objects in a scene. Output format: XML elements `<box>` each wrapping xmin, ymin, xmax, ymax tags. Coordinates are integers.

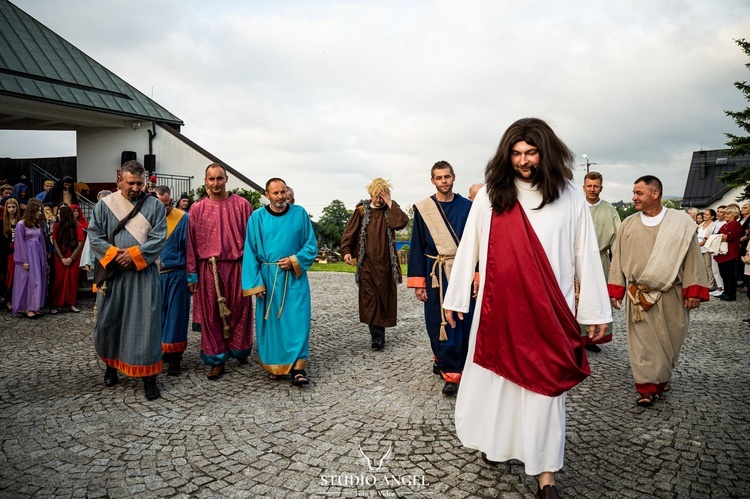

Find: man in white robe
<box><xmin>443</xmin><ymin>118</ymin><xmax>611</xmax><ymax>499</ymax></box>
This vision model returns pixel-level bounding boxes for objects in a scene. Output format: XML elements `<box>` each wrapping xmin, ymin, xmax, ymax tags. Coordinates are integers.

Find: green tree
<box><xmin>717</xmin><ymin>38</ymin><xmax>750</xmax><ymax>200</ymax></box>
<box><xmin>317</xmin><ymin>199</ymin><xmax>352</xmax><ymax>249</ymax></box>
<box><xmin>396</xmin><ymin>204</ymin><xmax>414</xmax><ymax>242</ymax></box>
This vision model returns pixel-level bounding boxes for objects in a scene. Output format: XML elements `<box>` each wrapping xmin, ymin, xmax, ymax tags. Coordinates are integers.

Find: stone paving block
<box><xmin>2</xmin><ymin>275</ymin><xmax>750</xmax><ymax>498</ymax></box>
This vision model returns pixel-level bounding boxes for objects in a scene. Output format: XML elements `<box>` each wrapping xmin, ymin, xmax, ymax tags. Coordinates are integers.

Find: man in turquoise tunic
<box><xmin>242</xmin><ymin>178</ymin><xmax>317</xmax><ymax>386</ymax></box>
<box><xmin>155</xmin><ymin>186</ymin><xmax>190</xmax><ymax>376</ymax></box>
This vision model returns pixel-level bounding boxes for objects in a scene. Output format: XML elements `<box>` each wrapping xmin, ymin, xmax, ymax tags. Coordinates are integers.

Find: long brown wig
<box><xmin>485</xmin><ymin>117</ymin><xmax>575</xmax><ymax>213</ymax></box>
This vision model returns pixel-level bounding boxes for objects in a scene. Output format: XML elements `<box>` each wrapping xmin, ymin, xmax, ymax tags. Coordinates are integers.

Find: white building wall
<box><xmin>76</xmin><ymin>124</ymin><xmax>253</xmax><ymax>192</ymax></box>
<box><xmin>708</xmin><ymin>186</ymin><xmax>746</xmax><ymax>211</ymax></box>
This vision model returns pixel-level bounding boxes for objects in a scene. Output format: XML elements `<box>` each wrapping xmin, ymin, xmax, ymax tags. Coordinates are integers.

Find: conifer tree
<box><xmin>717</xmin><ymin>38</ymin><xmax>750</xmax><ymax>200</ymax></box>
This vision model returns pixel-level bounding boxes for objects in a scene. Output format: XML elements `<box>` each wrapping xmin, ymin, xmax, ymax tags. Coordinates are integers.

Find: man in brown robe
<box><xmin>608</xmin><ymin>175</ymin><xmax>709</xmax><ymax>408</ymax></box>
<box><xmin>341</xmin><ymin>178</ymin><xmax>409</xmax><ymax>350</ymax></box>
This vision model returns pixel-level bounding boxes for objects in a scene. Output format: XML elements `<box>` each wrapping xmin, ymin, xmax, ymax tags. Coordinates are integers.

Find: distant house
<box><xmin>0</xmin><ymin>0</ymin><xmax>261</xmax><ymax>202</ymax></box>
<box><xmin>681</xmin><ymin>149</ymin><xmax>750</xmax><ymax>209</ymax></box>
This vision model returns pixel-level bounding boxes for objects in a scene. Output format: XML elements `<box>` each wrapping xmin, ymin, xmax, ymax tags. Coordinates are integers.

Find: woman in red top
<box><xmin>715</xmin><ymin>205</ymin><xmax>743</xmax><ymax>301</ymax></box>
<box><xmin>50</xmin><ymin>205</ymin><xmax>85</xmax><ymax>313</ymax></box>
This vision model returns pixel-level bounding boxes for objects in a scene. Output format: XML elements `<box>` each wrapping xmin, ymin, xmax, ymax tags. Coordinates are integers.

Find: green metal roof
<box><xmin>0</xmin><ymin>0</ymin><xmax>183</xmax><ymax>126</ymax></box>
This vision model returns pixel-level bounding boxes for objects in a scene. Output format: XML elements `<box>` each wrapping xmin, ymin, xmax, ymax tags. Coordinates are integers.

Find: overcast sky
<box><xmin>2</xmin><ymin>0</ymin><xmax>749</xmax><ymax>219</ymax></box>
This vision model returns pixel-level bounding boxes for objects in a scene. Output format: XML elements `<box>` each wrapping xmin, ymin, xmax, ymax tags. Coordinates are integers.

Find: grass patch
<box><xmin>310</xmin><ymin>262</ymin><xmax>408</xmax><ymax>274</ymax></box>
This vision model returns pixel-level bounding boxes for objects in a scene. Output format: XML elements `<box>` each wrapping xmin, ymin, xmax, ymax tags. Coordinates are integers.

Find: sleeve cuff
<box><xmin>100</xmin><ymin>246</ymin><xmax>119</xmax><ymax>268</ymax></box>
<box><xmin>683</xmin><ymin>284</ymin><xmax>710</xmax><ymax>302</ymax></box>
<box><xmin>406</xmin><ymin>276</ymin><xmax>426</xmax><ymax>288</ymax></box>
<box><xmin>290</xmin><ymin>255</ymin><xmax>302</xmax><ymax>278</ymax></box>
<box><xmin>187</xmin><ymin>273</ymin><xmax>198</xmax><ymax>284</ymax></box>
<box><xmin>608</xmin><ymin>283</ymin><xmax>626</xmax><ymax>299</ymax></box>
<box><xmin>128</xmin><ymin>246</ymin><xmax>148</xmax><ymax>271</ymax></box>
<box><xmin>243</xmin><ymin>285</ymin><xmax>266</xmax><ymax>296</ymax></box>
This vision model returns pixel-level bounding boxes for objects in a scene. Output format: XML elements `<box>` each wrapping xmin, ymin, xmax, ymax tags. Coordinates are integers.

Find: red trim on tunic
<box><xmin>473</xmin><ymin>202</ymin><xmax>590</xmax><ymax>397</ymax></box>
<box><xmin>406</xmin><ymin>276</ymin><xmax>426</xmax><ymax>288</ymax></box>
<box><xmin>100</xmin><ymin>357</ymin><xmax>162</xmax><ymax>378</ymax></box>
<box><xmin>162</xmin><ymin>341</ymin><xmax>188</xmax><ymax>354</ymax></box>
<box><xmin>128</xmin><ymin>246</ymin><xmax>147</xmax><ymax>271</ymax></box>
<box><xmin>635</xmin><ymin>381</ymin><xmax>670</xmax><ymax>395</ymax></box>
<box><xmin>608</xmin><ymin>283</ymin><xmax>626</xmax><ymax>299</ymax></box>
<box><xmin>682</xmin><ymin>284</ymin><xmax>710</xmax><ymax>302</ymax></box>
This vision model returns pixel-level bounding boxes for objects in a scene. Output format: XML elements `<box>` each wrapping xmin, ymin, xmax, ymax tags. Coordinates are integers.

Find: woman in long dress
<box><xmin>0</xmin><ymin>197</ymin><xmax>21</xmax><ymax>312</ymax></box>
<box><xmin>12</xmin><ymin>199</ymin><xmax>48</xmax><ymax>319</ymax></box>
<box><xmin>50</xmin><ymin>205</ymin><xmax>85</xmax><ymax>313</ymax></box>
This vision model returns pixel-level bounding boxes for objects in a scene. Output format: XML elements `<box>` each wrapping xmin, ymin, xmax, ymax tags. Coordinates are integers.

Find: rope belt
<box><xmin>209</xmin><ymin>257</ymin><xmax>232</xmax><ymax>340</ymax></box>
<box><xmin>626</xmin><ymin>282</ymin><xmax>660</xmax><ymax>323</ymax></box>
<box><xmin>262</xmin><ymin>262</ymin><xmax>289</xmax><ymax>320</ymax></box>
<box><xmin>426</xmin><ymin>253</ymin><xmax>454</xmax><ymax>341</ymax></box>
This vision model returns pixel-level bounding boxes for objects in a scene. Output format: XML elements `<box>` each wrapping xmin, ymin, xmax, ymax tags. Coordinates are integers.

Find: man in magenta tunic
<box><xmin>187</xmin><ymin>164</ymin><xmax>254</xmax><ymax>380</ymax></box>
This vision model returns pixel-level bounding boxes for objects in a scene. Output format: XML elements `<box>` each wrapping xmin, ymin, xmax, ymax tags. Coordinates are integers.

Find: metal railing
<box><xmin>29</xmin><ymin>163</ymin><xmax>96</xmax><ymax>221</ymax></box>
<box><xmin>29</xmin><ymin>166</ymin><xmax>193</xmax><ymax>222</ymax></box>
<box><xmin>150</xmin><ymin>172</ymin><xmax>193</xmax><ymax>201</ymax></box>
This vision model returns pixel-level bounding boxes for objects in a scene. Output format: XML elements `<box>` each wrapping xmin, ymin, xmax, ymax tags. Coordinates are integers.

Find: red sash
<box><xmin>474</xmin><ymin>202</ymin><xmax>590</xmax><ymax>397</ymax></box>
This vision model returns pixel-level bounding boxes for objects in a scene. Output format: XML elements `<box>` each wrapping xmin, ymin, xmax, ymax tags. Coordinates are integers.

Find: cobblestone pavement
<box><xmin>1</xmin><ymin>272</ymin><xmax>749</xmax><ymax>498</ymax></box>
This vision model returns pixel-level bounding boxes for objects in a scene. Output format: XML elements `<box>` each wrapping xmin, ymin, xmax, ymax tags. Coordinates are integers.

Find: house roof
<box><xmin>682</xmin><ymin>149</ymin><xmax>750</xmax><ymax>207</ymax></box>
<box><xmin>0</xmin><ymin>0</ymin><xmax>183</xmax><ymax>128</ymax></box>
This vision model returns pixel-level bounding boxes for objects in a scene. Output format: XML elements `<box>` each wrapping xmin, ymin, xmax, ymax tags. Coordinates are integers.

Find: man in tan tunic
<box><xmin>341</xmin><ymin>178</ymin><xmax>410</xmax><ymax>350</ymax></box>
<box><xmin>608</xmin><ymin>175</ymin><xmax>709</xmax><ymax>407</ymax></box>
<box><xmin>581</xmin><ymin>171</ymin><xmax>621</xmax><ymax>352</ymax></box>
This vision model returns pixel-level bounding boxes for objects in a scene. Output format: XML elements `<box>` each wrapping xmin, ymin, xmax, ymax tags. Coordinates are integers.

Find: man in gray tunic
<box><xmin>89</xmin><ymin>161</ymin><xmax>167</xmax><ymax>400</ymax></box>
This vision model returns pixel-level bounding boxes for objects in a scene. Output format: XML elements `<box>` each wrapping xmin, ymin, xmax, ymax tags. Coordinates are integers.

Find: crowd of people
<box><xmin>0</xmin><ymin>178</ymin><xmax>91</xmax><ymax>319</ymax></box>
<box><xmin>3</xmin><ymin>118</ymin><xmax>749</xmax><ymax>498</ymax></box>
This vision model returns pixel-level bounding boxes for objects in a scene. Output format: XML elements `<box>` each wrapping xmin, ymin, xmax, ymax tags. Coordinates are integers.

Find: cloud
<box><xmin>3</xmin><ymin>0</ymin><xmax>750</xmax><ymax>216</ymax></box>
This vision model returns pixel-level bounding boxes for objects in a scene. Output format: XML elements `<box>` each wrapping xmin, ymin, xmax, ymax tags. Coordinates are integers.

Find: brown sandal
<box><xmin>636</xmin><ymin>393</ymin><xmax>658</xmax><ymax>407</ymax></box>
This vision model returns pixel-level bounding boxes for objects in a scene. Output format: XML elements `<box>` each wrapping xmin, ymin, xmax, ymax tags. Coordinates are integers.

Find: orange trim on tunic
<box><xmin>100</xmin><ymin>357</ymin><xmax>162</xmax><ymax>378</ymax></box>
<box><xmin>100</xmin><ymin>246</ymin><xmax>119</xmax><ymax>268</ymax></box>
<box><xmin>260</xmin><ymin>359</ymin><xmax>307</xmax><ymax>375</ymax></box>
<box><xmin>243</xmin><ymin>285</ymin><xmax>266</xmax><ymax>297</ymax></box>
<box><xmin>162</xmin><ymin>341</ymin><xmax>188</xmax><ymax>354</ymax></box>
<box><xmin>406</xmin><ymin>276</ymin><xmax>426</xmax><ymax>288</ymax></box>
<box><xmin>128</xmin><ymin>246</ymin><xmax>147</xmax><ymax>271</ymax></box>
<box><xmin>290</xmin><ymin>255</ymin><xmax>302</xmax><ymax>277</ymax></box>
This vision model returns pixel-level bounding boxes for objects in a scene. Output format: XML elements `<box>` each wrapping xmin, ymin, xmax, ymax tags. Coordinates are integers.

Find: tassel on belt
<box><xmin>262</xmin><ymin>262</ymin><xmax>289</xmax><ymax>320</ymax></box>
<box><xmin>426</xmin><ymin>253</ymin><xmax>454</xmax><ymax>341</ymax></box>
<box><xmin>209</xmin><ymin>257</ymin><xmax>232</xmax><ymax>340</ymax></box>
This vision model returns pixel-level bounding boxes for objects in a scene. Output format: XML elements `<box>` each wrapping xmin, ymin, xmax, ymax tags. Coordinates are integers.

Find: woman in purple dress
<box><xmin>12</xmin><ymin>199</ymin><xmax>48</xmax><ymax>319</ymax></box>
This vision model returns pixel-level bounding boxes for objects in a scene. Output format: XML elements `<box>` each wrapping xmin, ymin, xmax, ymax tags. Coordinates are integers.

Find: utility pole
<box><xmin>581</xmin><ymin>154</ymin><xmax>597</xmax><ymax>173</ymax></box>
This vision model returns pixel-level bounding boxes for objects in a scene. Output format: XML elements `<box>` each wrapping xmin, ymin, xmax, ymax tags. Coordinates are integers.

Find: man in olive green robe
<box><xmin>580</xmin><ymin>172</ymin><xmax>621</xmax><ymax>351</ymax></box>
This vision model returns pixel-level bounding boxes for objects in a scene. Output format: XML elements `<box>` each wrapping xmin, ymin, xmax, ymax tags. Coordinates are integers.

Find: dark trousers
<box><xmin>369</xmin><ymin>325</ymin><xmax>385</xmax><ymax>342</ymax></box>
<box><xmin>718</xmin><ymin>261</ymin><xmax>737</xmax><ymax>299</ymax></box>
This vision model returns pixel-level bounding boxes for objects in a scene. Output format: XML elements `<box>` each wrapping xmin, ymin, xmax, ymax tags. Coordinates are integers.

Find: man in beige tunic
<box><xmin>581</xmin><ymin>171</ymin><xmax>621</xmax><ymax>352</ymax></box>
<box><xmin>608</xmin><ymin>175</ymin><xmax>709</xmax><ymax>407</ymax></box>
